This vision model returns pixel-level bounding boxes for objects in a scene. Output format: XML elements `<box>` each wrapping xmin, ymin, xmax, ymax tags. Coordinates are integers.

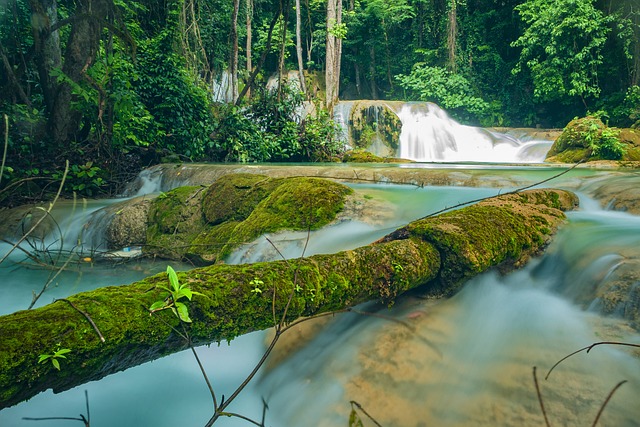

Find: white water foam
<box><xmin>396</xmin><ymin>103</ymin><xmax>552</xmax><ymax>163</ymax></box>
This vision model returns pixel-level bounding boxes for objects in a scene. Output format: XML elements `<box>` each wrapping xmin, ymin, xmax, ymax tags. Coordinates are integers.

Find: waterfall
<box><xmin>334</xmin><ymin>101</ymin><xmax>554</xmax><ymax>162</ymax></box>
<box><xmin>333</xmin><ymin>101</ymin><xmax>354</xmax><ymax>148</ymax></box>
<box><xmin>396</xmin><ymin>102</ymin><xmax>553</xmax><ymax>163</ymax></box>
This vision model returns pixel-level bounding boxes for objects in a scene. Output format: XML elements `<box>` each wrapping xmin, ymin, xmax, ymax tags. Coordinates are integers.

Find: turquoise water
<box><xmin>1</xmin><ymin>166</ymin><xmax>639</xmax><ymax>426</ymax></box>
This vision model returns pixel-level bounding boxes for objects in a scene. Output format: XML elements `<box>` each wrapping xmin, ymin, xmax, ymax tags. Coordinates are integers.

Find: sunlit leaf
<box><xmin>167</xmin><ymin>265</ymin><xmax>179</xmax><ymax>291</ymax></box>
<box><xmin>149</xmin><ymin>300</ymin><xmax>167</xmax><ymax>311</ymax></box>
<box><xmin>176</xmin><ymin>302</ymin><xmax>192</xmax><ymax>323</ymax></box>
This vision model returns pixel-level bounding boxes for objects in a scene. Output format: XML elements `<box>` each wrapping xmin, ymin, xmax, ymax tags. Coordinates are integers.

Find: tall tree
<box><xmin>325</xmin><ymin>0</ymin><xmax>343</xmax><ymax>110</ymax></box>
<box><xmin>28</xmin><ymin>0</ymin><xmax>61</xmax><ymax>114</ymax></box>
<box><xmin>295</xmin><ymin>0</ymin><xmax>308</xmax><ymax>94</ymax></box>
<box><xmin>49</xmin><ymin>0</ymin><xmax>113</xmax><ymax>145</ymax></box>
<box><xmin>246</xmin><ymin>0</ymin><xmax>253</xmax><ymax>97</ymax></box>
<box><xmin>230</xmin><ymin>0</ymin><xmax>240</xmax><ymax>102</ymax></box>
<box><xmin>511</xmin><ymin>0</ymin><xmax>612</xmax><ymax>107</ymax></box>
<box><xmin>447</xmin><ymin>0</ymin><xmax>457</xmax><ymax>72</ymax></box>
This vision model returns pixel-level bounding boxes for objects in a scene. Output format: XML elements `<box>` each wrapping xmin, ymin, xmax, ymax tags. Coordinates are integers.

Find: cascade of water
<box><xmin>396</xmin><ymin>102</ymin><xmax>553</xmax><ymax>163</ymax></box>
<box><xmin>333</xmin><ymin>101</ymin><xmax>354</xmax><ymax>148</ymax></box>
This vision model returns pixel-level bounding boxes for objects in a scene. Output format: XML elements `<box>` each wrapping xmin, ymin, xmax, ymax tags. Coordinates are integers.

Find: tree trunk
<box><xmin>49</xmin><ymin>0</ymin><xmax>111</xmax><ymax>145</ymax></box>
<box><xmin>277</xmin><ymin>0</ymin><xmax>291</xmax><ymax>101</ymax></box>
<box><xmin>0</xmin><ymin>189</ymin><xmax>578</xmax><ymax>409</ymax></box>
<box><xmin>230</xmin><ymin>0</ymin><xmax>240</xmax><ymax>103</ymax></box>
<box><xmin>325</xmin><ymin>0</ymin><xmax>343</xmax><ymax>112</ymax></box>
<box><xmin>28</xmin><ymin>0</ymin><xmax>61</xmax><ymax>115</ymax></box>
<box><xmin>295</xmin><ymin>0</ymin><xmax>307</xmax><ymax>95</ymax></box>
<box><xmin>246</xmin><ymin>0</ymin><xmax>253</xmax><ymax>98</ymax></box>
<box><xmin>369</xmin><ymin>44</ymin><xmax>378</xmax><ymax>99</ymax></box>
<box><xmin>447</xmin><ymin>0</ymin><xmax>457</xmax><ymax>72</ymax></box>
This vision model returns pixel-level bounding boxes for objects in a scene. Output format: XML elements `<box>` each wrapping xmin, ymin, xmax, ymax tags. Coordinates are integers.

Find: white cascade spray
<box><xmin>396</xmin><ymin>102</ymin><xmax>553</xmax><ymax>163</ymax></box>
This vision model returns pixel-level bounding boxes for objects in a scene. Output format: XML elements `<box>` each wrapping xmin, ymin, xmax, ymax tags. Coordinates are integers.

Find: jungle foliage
<box><xmin>0</xmin><ymin>0</ymin><xmax>639</xmax><ymax>202</ymax></box>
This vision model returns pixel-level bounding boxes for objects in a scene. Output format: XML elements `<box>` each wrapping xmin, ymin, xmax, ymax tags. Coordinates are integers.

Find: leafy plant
<box><xmin>250</xmin><ymin>277</ymin><xmax>264</xmax><ymax>294</ymax></box>
<box><xmin>591</xmin><ymin>128</ymin><xmax>626</xmax><ymax>160</ymax></box>
<box><xmin>149</xmin><ymin>266</ymin><xmax>203</xmax><ymax>323</ymax></box>
<box><xmin>395</xmin><ymin>65</ymin><xmax>490</xmax><ymax>124</ymax></box>
<box><xmin>38</xmin><ymin>347</ymin><xmax>72</xmax><ymax>371</ymax></box>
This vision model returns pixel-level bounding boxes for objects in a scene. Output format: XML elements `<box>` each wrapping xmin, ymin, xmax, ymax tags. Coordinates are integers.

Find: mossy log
<box><xmin>0</xmin><ymin>189</ymin><xmax>578</xmax><ymax>409</ymax></box>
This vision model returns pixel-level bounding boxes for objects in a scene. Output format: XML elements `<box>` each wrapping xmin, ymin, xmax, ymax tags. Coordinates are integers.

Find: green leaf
<box><xmin>149</xmin><ymin>300</ymin><xmax>167</xmax><ymax>311</ymax></box>
<box><xmin>175</xmin><ymin>302</ymin><xmax>192</xmax><ymax>323</ymax></box>
<box><xmin>178</xmin><ymin>287</ymin><xmax>193</xmax><ymax>301</ymax></box>
<box><xmin>38</xmin><ymin>354</ymin><xmax>51</xmax><ymax>363</ymax></box>
<box><xmin>167</xmin><ymin>266</ymin><xmax>179</xmax><ymax>291</ymax></box>
<box><xmin>348</xmin><ymin>408</ymin><xmax>364</xmax><ymax>427</ymax></box>
<box><xmin>54</xmin><ymin>348</ymin><xmax>71</xmax><ymax>358</ymax></box>
<box><xmin>52</xmin><ymin>359</ymin><xmax>61</xmax><ymax>370</ymax></box>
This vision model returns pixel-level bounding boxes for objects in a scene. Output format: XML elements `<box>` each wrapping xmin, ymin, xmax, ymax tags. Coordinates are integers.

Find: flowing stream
<box><xmin>1</xmin><ymin>160</ymin><xmax>640</xmax><ymax>424</ymax></box>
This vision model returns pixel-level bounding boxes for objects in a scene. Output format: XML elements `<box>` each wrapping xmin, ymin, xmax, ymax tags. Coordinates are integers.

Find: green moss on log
<box><xmin>0</xmin><ymin>188</ymin><xmax>577</xmax><ymax>409</ymax></box>
<box><xmin>381</xmin><ymin>189</ymin><xmax>578</xmax><ymax>294</ymax></box>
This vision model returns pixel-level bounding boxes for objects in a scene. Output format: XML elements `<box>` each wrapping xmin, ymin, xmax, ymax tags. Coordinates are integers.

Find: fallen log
<box><xmin>0</xmin><ymin>189</ymin><xmax>578</xmax><ymax>409</ymax></box>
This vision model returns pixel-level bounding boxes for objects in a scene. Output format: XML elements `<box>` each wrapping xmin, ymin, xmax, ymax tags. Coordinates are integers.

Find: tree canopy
<box><xmin>0</xmin><ymin>0</ymin><xmax>638</xmax><ymax>202</ymax></box>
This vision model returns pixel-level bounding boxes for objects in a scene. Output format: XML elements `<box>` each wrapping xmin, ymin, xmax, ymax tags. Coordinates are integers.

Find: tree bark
<box><xmin>49</xmin><ymin>0</ymin><xmax>112</xmax><ymax>145</ymax></box>
<box><xmin>28</xmin><ymin>0</ymin><xmax>61</xmax><ymax>114</ymax></box>
<box><xmin>447</xmin><ymin>0</ymin><xmax>457</xmax><ymax>72</ymax></box>
<box><xmin>295</xmin><ymin>0</ymin><xmax>307</xmax><ymax>95</ymax></box>
<box><xmin>246</xmin><ymin>0</ymin><xmax>253</xmax><ymax>98</ymax></box>
<box><xmin>230</xmin><ymin>0</ymin><xmax>240</xmax><ymax>103</ymax></box>
<box><xmin>0</xmin><ymin>189</ymin><xmax>578</xmax><ymax>409</ymax></box>
<box><xmin>325</xmin><ymin>0</ymin><xmax>343</xmax><ymax>112</ymax></box>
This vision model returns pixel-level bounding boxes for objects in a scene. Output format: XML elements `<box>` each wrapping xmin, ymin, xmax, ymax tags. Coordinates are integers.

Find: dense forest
<box><xmin>0</xmin><ymin>0</ymin><xmax>639</xmax><ymax>202</ymax></box>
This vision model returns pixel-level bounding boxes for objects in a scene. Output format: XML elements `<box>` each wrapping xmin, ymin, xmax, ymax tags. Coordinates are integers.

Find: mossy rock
<box><xmin>546</xmin><ymin>116</ymin><xmax>604</xmax><ymax>161</ymax></box>
<box><xmin>349</xmin><ymin>101</ymin><xmax>402</xmax><ymax>157</ymax></box>
<box><xmin>106</xmin><ymin>199</ymin><xmax>150</xmax><ymax>249</ymax></box>
<box><xmin>546</xmin><ymin>116</ymin><xmax>639</xmax><ymax>162</ymax></box>
<box><xmin>342</xmin><ymin>149</ymin><xmax>387</xmax><ymax>163</ymax></box>
<box><xmin>145</xmin><ymin>186</ymin><xmax>208</xmax><ymax>260</ymax></box>
<box><xmin>220</xmin><ymin>177</ymin><xmax>353</xmax><ymax>258</ymax></box>
<box><xmin>201</xmin><ymin>173</ymin><xmax>279</xmax><ymax>225</ymax></box>
<box><xmin>185</xmin><ymin>221</ymin><xmax>241</xmax><ymax>265</ymax></box>
<box><xmin>618</xmin><ymin>128</ymin><xmax>640</xmax><ymax>161</ymax></box>
<box><xmin>144</xmin><ymin>176</ymin><xmax>353</xmax><ymax>263</ymax></box>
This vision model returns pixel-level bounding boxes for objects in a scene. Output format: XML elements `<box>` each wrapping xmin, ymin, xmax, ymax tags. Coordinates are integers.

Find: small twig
<box><xmin>23</xmin><ymin>390</ymin><xmax>90</xmax><ymax>426</ymax></box>
<box><xmin>419</xmin><ymin>160</ymin><xmax>584</xmax><ymax>221</ymax></box>
<box><xmin>545</xmin><ymin>341</ymin><xmax>640</xmax><ymax>380</ymax></box>
<box><xmin>533</xmin><ymin>367</ymin><xmax>552</xmax><ymax>427</ymax></box>
<box><xmin>57</xmin><ymin>298</ymin><xmax>105</xmax><ymax>342</ymax></box>
<box><xmin>591</xmin><ymin>380</ymin><xmax>627</xmax><ymax>427</ymax></box>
